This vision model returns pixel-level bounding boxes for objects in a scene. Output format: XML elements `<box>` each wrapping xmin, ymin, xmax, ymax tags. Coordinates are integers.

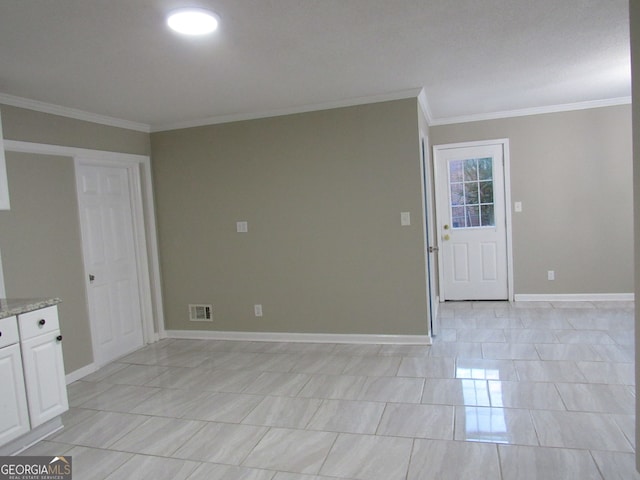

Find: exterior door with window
<box><xmin>434</xmin><ymin>142</ymin><xmax>508</xmax><ymax>300</ymax></box>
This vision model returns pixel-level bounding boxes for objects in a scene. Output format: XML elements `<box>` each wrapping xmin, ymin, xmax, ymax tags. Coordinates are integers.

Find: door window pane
<box><xmin>466</xmin><ymin>206</ymin><xmax>480</xmax><ymax>227</ymax></box>
<box><xmin>451</xmin><ymin>183</ymin><xmax>464</xmax><ymax>206</ymax></box>
<box><xmin>449</xmin><ymin>157</ymin><xmax>495</xmax><ymax>229</ymax></box>
<box><xmin>478</xmin><ymin>158</ymin><xmax>492</xmax><ymax>180</ymax></box>
<box><xmin>481</xmin><ymin>205</ymin><xmax>494</xmax><ymax>226</ymax></box>
<box><xmin>465</xmin><ymin>183</ymin><xmax>479</xmax><ymax>205</ymax></box>
<box><xmin>479</xmin><ymin>181</ymin><xmax>493</xmax><ymax>203</ymax></box>
<box><xmin>450</xmin><ymin>161</ymin><xmax>464</xmax><ymax>182</ymax></box>
<box><xmin>452</xmin><ymin>207</ymin><xmax>465</xmax><ymax>228</ymax></box>
<box><xmin>464</xmin><ymin>159</ymin><xmax>478</xmax><ymax>181</ymax></box>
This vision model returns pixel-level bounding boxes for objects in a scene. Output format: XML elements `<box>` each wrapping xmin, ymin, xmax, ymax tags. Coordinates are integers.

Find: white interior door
<box><xmin>434</xmin><ymin>142</ymin><xmax>509</xmax><ymax>300</ymax></box>
<box><xmin>77</xmin><ymin>163</ymin><xmax>144</xmax><ymax>365</ymax></box>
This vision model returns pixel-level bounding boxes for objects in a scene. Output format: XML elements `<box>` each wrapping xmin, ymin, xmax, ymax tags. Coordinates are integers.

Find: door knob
<box><xmin>443</xmin><ymin>234</ymin><xmax>450</xmax><ymax>241</ymax></box>
<box><xmin>443</xmin><ymin>224</ymin><xmax>450</xmax><ymax>230</ymax></box>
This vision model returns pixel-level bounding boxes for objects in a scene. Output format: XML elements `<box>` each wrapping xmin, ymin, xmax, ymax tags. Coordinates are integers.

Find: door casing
<box><xmin>432</xmin><ymin>139</ymin><xmax>514</xmax><ymax>302</ymax></box>
<box><xmin>2</xmin><ymin>140</ymin><xmax>164</xmax><ymax>370</ymax></box>
<box><xmin>75</xmin><ymin>159</ymin><xmax>148</xmax><ymax>365</ymax></box>
<box><xmin>420</xmin><ymin>135</ymin><xmax>439</xmax><ymax>335</ymax></box>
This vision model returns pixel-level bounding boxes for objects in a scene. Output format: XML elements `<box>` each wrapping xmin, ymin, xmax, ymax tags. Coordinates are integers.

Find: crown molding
<box><xmin>151</xmin><ymin>88</ymin><xmax>424</xmax><ymax>132</ymax></box>
<box><xmin>2</xmin><ymin>90</ymin><xmax>628</xmax><ymax>134</ymax></box>
<box><xmin>0</xmin><ymin>93</ymin><xmax>151</xmax><ymax>133</ymax></box>
<box><xmin>417</xmin><ymin>88</ymin><xmax>433</xmax><ymax>125</ymax></box>
<box><xmin>429</xmin><ymin>96</ymin><xmax>632</xmax><ymax>126</ymax></box>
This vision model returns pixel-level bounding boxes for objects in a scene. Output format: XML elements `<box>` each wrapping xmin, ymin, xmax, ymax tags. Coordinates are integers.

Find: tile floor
<box><xmin>18</xmin><ymin>301</ymin><xmax>638</xmax><ymax>479</ymax></box>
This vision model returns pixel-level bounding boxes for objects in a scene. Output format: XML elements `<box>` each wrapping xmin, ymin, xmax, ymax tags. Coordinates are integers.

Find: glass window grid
<box><xmin>448</xmin><ymin>158</ymin><xmax>495</xmax><ymax>229</ymax></box>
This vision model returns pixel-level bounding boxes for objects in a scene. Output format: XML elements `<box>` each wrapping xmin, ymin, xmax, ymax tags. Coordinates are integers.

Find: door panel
<box><xmin>435</xmin><ymin>143</ymin><xmax>509</xmax><ymax>300</ymax></box>
<box><xmin>452</xmin><ymin>244</ymin><xmax>470</xmax><ymax>282</ymax></box>
<box><xmin>77</xmin><ymin>164</ymin><xmax>143</xmax><ymax>365</ymax></box>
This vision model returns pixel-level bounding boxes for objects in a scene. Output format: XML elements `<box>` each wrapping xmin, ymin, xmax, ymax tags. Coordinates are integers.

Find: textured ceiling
<box><xmin>0</xmin><ymin>0</ymin><xmax>630</xmax><ymax>130</ymax></box>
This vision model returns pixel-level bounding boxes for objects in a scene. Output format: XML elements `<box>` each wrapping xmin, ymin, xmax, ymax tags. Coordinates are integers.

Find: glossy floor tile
<box><xmin>376</xmin><ymin>403</ymin><xmax>454</xmax><ymax>439</ymax></box>
<box><xmin>320</xmin><ymin>433</ymin><xmax>413</xmax><ymax>480</ymax></box>
<box><xmin>241</xmin><ymin>428</ymin><xmax>336</xmax><ymax>474</ymax></box>
<box><xmin>305</xmin><ymin>399</ymin><xmax>385</xmax><ymax>434</ymax></box>
<box><xmin>498</xmin><ymin>445</ymin><xmax>602</xmax><ymax>480</ymax></box>
<box><xmin>407</xmin><ymin>439</ymin><xmax>501</xmax><ymax>480</ymax></box>
<box><xmin>17</xmin><ymin>301</ymin><xmax>637</xmax><ymax>479</ymax></box>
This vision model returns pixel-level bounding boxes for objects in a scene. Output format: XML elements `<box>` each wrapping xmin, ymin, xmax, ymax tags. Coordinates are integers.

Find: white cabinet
<box><xmin>0</xmin><ymin>316</ymin><xmax>29</xmax><ymax>445</ymax></box>
<box><xmin>18</xmin><ymin>306</ymin><xmax>68</xmax><ymax>427</ymax></box>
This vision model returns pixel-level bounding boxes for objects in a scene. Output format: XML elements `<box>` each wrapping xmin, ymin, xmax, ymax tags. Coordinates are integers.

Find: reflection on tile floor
<box><xmin>17</xmin><ymin>301</ymin><xmax>639</xmax><ymax>479</ymax></box>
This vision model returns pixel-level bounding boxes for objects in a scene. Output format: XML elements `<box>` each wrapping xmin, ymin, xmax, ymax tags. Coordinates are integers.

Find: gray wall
<box><xmin>0</xmin><ymin>152</ymin><xmax>92</xmax><ymax>373</ymax></box>
<box><xmin>0</xmin><ymin>104</ymin><xmax>150</xmax><ymax>374</ymax></box>
<box><xmin>431</xmin><ymin>105</ymin><xmax>633</xmax><ymax>296</ymax></box>
<box><xmin>629</xmin><ymin>0</ymin><xmax>639</xmax><ymax>470</ymax></box>
<box><xmin>1</xmin><ymin>105</ymin><xmax>150</xmax><ymax>155</ymax></box>
<box><xmin>152</xmin><ymin>99</ymin><xmax>430</xmax><ymax>335</ymax></box>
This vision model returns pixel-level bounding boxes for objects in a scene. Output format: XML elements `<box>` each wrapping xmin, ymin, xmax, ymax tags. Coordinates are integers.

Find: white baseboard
<box><xmin>65</xmin><ymin>363</ymin><xmax>97</xmax><ymax>384</ymax></box>
<box><xmin>514</xmin><ymin>293</ymin><xmax>634</xmax><ymax>302</ymax></box>
<box><xmin>165</xmin><ymin>330</ymin><xmax>432</xmax><ymax>345</ymax></box>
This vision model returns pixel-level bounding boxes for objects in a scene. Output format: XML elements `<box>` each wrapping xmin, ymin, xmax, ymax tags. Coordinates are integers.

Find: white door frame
<box><xmin>3</xmin><ymin>140</ymin><xmax>165</xmax><ymax>355</ymax></box>
<box><xmin>432</xmin><ymin>139</ymin><xmax>514</xmax><ymax>302</ymax></box>
<box><xmin>419</xmin><ymin>134</ymin><xmax>438</xmax><ymax>336</ymax></box>
<box><xmin>75</xmin><ymin>157</ymin><xmax>151</xmax><ymax>364</ymax></box>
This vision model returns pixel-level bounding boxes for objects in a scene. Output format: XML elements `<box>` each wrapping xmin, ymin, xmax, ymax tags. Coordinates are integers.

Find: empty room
<box><xmin>0</xmin><ymin>1</ymin><xmax>638</xmax><ymax>479</ymax></box>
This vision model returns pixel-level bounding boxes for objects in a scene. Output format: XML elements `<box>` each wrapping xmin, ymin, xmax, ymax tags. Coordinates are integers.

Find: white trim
<box><xmin>502</xmin><ymin>140</ymin><xmax>514</xmax><ymax>302</ymax></box>
<box><xmin>165</xmin><ymin>330</ymin><xmax>432</xmax><ymax>345</ymax></box>
<box><xmin>74</xmin><ymin>158</ymin><xmax>154</xmax><ymax>362</ymax></box>
<box><xmin>2</xmin><ymin>139</ymin><xmax>165</xmax><ymax>357</ymax></box>
<box><xmin>417</xmin><ymin>88</ymin><xmax>434</xmax><ymax>125</ymax></box>
<box><xmin>1</xmin><ymin>91</ymin><xmax>630</xmax><ymax>134</ymax></box>
<box><xmin>0</xmin><ymin>245</ymin><xmax>6</xmax><ymax>299</ymax></box>
<box><xmin>0</xmin><ymin>93</ymin><xmax>150</xmax><ymax>133</ymax></box>
<box><xmin>0</xmin><ymin>417</ymin><xmax>63</xmax><ymax>456</ymax></box>
<box><xmin>65</xmin><ymin>363</ymin><xmax>97</xmax><ymax>384</ymax></box>
<box><xmin>514</xmin><ymin>293</ymin><xmax>634</xmax><ymax>302</ymax></box>
<box><xmin>151</xmin><ymin>88</ymin><xmax>423</xmax><ymax>132</ymax></box>
<box><xmin>433</xmin><ymin>139</ymin><xmax>514</xmax><ymax>301</ymax></box>
<box><xmin>4</xmin><ymin>140</ymin><xmax>148</xmax><ymax>163</ymax></box>
<box><xmin>0</xmin><ymin>109</ymin><xmax>10</xmax><ymax>210</ymax></box>
<box><xmin>430</xmin><ymin>96</ymin><xmax>632</xmax><ymax>126</ymax></box>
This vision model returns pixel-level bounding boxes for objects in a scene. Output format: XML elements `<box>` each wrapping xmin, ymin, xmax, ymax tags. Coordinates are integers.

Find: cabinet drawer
<box><xmin>18</xmin><ymin>306</ymin><xmax>60</xmax><ymax>340</ymax></box>
<box><xmin>0</xmin><ymin>316</ymin><xmax>19</xmax><ymax>348</ymax></box>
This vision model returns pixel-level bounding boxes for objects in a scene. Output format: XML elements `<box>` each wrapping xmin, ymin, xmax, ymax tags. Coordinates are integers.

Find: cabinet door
<box><xmin>0</xmin><ymin>344</ymin><xmax>30</xmax><ymax>444</ymax></box>
<box><xmin>21</xmin><ymin>331</ymin><xmax>69</xmax><ymax>427</ymax></box>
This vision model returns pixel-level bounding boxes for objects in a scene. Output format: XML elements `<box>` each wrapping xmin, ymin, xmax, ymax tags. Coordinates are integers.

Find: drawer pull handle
<box><xmin>39</xmin><ymin>319</ymin><xmax>46</xmax><ymax>326</ymax></box>
<box><xmin>56</xmin><ymin>335</ymin><xmax>63</xmax><ymax>342</ymax></box>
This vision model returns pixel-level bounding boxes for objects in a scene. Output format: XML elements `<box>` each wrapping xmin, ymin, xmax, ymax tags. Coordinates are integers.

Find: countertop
<box><xmin>0</xmin><ymin>298</ymin><xmax>61</xmax><ymax>319</ymax></box>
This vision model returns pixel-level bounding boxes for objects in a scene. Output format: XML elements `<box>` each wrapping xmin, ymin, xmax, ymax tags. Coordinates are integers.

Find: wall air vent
<box><xmin>189</xmin><ymin>304</ymin><xmax>213</xmax><ymax>322</ymax></box>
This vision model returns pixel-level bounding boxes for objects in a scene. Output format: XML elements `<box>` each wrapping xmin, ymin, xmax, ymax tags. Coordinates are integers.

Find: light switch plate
<box><xmin>236</xmin><ymin>221</ymin><xmax>248</xmax><ymax>233</ymax></box>
<box><xmin>401</xmin><ymin>212</ymin><xmax>411</xmax><ymax>226</ymax></box>
<box><xmin>514</xmin><ymin>202</ymin><xmax>522</xmax><ymax>212</ymax></box>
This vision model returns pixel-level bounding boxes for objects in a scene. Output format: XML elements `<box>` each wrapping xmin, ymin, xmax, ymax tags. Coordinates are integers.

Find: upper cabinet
<box><xmin>0</xmin><ymin>108</ymin><xmax>9</xmax><ymax>210</ymax></box>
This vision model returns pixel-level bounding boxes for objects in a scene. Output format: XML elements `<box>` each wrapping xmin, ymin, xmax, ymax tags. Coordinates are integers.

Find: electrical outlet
<box><xmin>236</xmin><ymin>221</ymin><xmax>248</xmax><ymax>233</ymax></box>
<box><xmin>401</xmin><ymin>212</ymin><xmax>411</xmax><ymax>226</ymax></box>
<box><xmin>547</xmin><ymin>270</ymin><xmax>555</xmax><ymax>281</ymax></box>
<box><xmin>254</xmin><ymin>304</ymin><xmax>263</xmax><ymax>317</ymax></box>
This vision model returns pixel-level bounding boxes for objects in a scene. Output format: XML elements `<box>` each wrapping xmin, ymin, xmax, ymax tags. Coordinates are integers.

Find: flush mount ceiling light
<box><xmin>167</xmin><ymin>8</ymin><xmax>219</xmax><ymax>35</ymax></box>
